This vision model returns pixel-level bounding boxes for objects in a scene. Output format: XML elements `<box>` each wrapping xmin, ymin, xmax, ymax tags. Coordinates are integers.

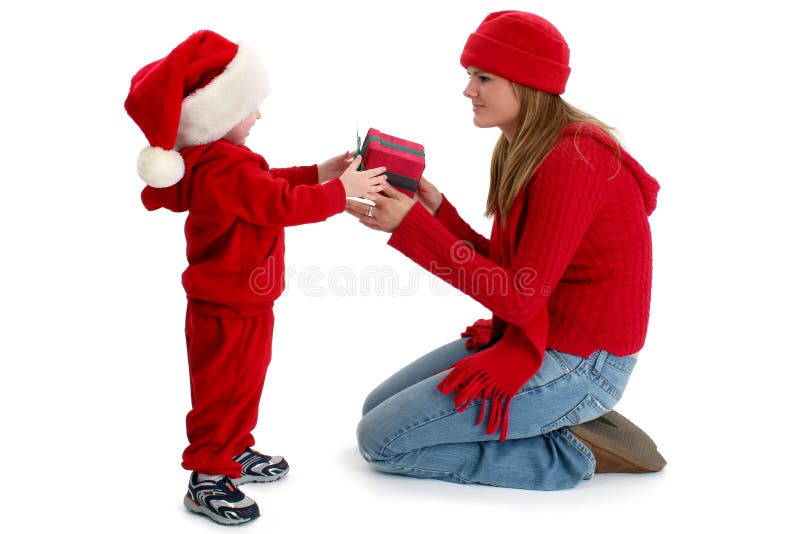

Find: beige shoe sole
<box><xmin>569</xmin><ymin>410</ymin><xmax>667</xmax><ymax>473</ymax></box>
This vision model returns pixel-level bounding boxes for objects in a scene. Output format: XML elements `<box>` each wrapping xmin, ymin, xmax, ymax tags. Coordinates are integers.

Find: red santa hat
<box><xmin>125</xmin><ymin>30</ymin><xmax>270</xmax><ymax>188</ymax></box>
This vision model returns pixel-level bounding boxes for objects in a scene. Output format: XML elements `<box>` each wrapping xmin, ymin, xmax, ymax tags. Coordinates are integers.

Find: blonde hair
<box><xmin>487</xmin><ymin>83</ymin><xmax>618</xmax><ymax>220</ymax></box>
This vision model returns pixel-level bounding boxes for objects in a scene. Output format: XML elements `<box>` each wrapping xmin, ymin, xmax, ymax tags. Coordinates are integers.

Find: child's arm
<box><xmin>270</xmin><ymin>150</ymin><xmax>354</xmax><ymax>187</ymax></box>
<box><xmin>208</xmin><ymin>151</ymin><xmax>385</xmax><ymax>228</ymax></box>
<box><xmin>270</xmin><ymin>165</ymin><xmax>319</xmax><ymax>187</ymax></box>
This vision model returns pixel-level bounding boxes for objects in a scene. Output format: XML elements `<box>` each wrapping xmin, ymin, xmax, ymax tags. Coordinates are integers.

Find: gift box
<box><xmin>358</xmin><ymin>128</ymin><xmax>425</xmax><ymax>197</ymax></box>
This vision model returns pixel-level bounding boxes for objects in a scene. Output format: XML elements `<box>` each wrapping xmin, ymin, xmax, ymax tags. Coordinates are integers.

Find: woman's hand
<box><xmin>345</xmin><ymin>184</ymin><xmax>416</xmax><ymax>233</ymax></box>
<box><xmin>415</xmin><ymin>176</ymin><xmax>443</xmax><ymax>216</ymax></box>
<box><xmin>318</xmin><ymin>150</ymin><xmax>355</xmax><ymax>183</ymax></box>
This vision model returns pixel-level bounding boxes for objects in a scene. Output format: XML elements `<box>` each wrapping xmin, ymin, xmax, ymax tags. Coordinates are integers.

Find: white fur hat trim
<box><xmin>175</xmin><ymin>42</ymin><xmax>270</xmax><ymax>149</ymax></box>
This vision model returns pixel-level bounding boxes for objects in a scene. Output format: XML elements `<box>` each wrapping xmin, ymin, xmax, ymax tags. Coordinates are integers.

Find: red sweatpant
<box><xmin>182</xmin><ymin>307</ymin><xmax>274</xmax><ymax>477</ymax></box>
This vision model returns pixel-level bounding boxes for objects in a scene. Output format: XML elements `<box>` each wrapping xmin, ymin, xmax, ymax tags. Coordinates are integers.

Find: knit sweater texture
<box><xmin>388</xmin><ymin>124</ymin><xmax>660</xmax><ymax>438</ymax></box>
<box><xmin>390</xmin><ymin>123</ymin><xmax>658</xmax><ymax>356</ymax></box>
<box><xmin>142</xmin><ymin>139</ymin><xmax>346</xmax><ymax>317</ymax></box>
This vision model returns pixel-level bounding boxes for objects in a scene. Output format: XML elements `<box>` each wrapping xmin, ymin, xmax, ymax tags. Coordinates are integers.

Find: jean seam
<box><xmin>604</xmin><ymin>357</ymin><xmax>636</xmax><ymax>375</ymax></box>
<box><xmin>377</xmin><ymin>403</ymin><xmax>475</xmax><ymax>458</ymax></box>
<box><xmin>546</xmin><ymin>349</ymin><xmax>571</xmax><ymax>374</ymax></box>
<box><xmin>515</xmin><ymin>358</ymin><xmax>592</xmax><ymax>399</ymax></box>
<box><xmin>588</xmin><ymin>372</ymin><xmax>622</xmax><ymax>402</ymax></box>
<box><xmin>382</xmin><ymin>458</ymin><xmax>475</xmax><ymax>484</ymax></box>
<box><xmin>540</xmin><ymin>393</ymin><xmax>609</xmax><ymax>434</ymax></box>
<box><xmin>560</xmin><ymin>428</ymin><xmax>596</xmax><ymax>476</ymax></box>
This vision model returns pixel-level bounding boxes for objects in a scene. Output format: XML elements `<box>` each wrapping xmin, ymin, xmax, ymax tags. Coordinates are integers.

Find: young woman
<box><xmin>347</xmin><ymin>11</ymin><xmax>665</xmax><ymax>490</ymax></box>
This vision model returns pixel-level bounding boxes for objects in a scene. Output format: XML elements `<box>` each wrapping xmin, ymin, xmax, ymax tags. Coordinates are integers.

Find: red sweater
<box><xmin>142</xmin><ymin>140</ymin><xmax>345</xmax><ymax>318</ymax></box>
<box><xmin>389</xmin><ymin>124</ymin><xmax>660</xmax><ymax>358</ymax></box>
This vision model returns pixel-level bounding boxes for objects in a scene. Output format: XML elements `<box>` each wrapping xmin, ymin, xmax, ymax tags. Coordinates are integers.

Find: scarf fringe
<box><xmin>437</xmin><ymin>358</ymin><xmax>513</xmax><ymax>441</ymax></box>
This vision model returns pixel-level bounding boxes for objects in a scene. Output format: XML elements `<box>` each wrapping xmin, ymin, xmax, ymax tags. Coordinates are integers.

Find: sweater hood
<box><xmin>564</xmin><ymin>123</ymin><xmax>660</xmax><ymax>215</ymax></box>
<box><xmin>141</xmin><ymin>144</ymin><xmax>213</xmax><ymax>213</ymax></box>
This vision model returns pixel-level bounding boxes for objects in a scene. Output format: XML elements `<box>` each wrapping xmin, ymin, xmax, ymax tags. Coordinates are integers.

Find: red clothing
<box><xmin>182</xmin><ymin>310</ymin><xmax>274</xmax><ymax>477</ymax></box>
<box><xmin>142</xmin><ymin>139</ymin><xmax>345</xmax><ymax>317</ymax></box>
<box><xmin>388</xmin><ymin>124</ymin><xmax>659</xmax><ymax>438</ymax></box>
<box><xmin>142</xmin><ymin>139</ymin><xmax>346</xmax><ymax>474</ymax></box>
<box><xmin>390</xmin><ymin>124</ymin><xmax>658</xmax><ymax>356</ymax></box>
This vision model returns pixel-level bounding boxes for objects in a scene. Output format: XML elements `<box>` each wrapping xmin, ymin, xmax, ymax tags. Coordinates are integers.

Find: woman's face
<box><xmin>463</xmin><ymin>67</ymin><xmax>520</xmax><ymax>140</ymax></box>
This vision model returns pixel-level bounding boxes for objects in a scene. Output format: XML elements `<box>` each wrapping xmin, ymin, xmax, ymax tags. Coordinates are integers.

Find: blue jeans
<box><xmin>357</xmin><ymin>338</ymin><xmax>637</xmax><ymax>490</ymax></box>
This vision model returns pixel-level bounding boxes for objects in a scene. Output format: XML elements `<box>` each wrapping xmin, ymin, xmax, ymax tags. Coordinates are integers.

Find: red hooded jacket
<box><xmin>142</xmin><ymin>140</ymin><xmax>345</xmax><ymax>318</ymax></box>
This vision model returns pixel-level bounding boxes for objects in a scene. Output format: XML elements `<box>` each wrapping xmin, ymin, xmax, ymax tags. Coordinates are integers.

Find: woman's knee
<box><xmin>356</xmin><ymin>414</ymin><xmax>387</xmax><ymax>462</ymax></box>
<box><xmin>363</xmin><ymin>338</ymin><xmax>473</xmax><ymax>414</ymax></box>
<box><xmin>361</xmin><ymin>387</ymin><xmax>383</xmax><ymax>417</ymax></box>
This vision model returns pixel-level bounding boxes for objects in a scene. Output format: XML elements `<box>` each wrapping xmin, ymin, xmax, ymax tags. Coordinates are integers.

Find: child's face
<box><xmin>224</xmin><ymin>109</ymin><xmax>261</xmax><ymax>145</ymax></box>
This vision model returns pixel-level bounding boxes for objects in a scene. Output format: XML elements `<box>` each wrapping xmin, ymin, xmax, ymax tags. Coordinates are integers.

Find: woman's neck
<box><xmin>500</xmin><ymin>125</ymin><xmax>517</xmax><ymax>143</ymax></box>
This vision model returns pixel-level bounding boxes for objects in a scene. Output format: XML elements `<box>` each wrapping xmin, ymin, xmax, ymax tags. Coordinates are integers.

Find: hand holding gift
<box><xmin>346</xmin><ymin>183</ymin><xmax>415</xmax><ymax>233</ymax></box>
<box><xmin>318</xmin><ymin>150</ymin><xmax>355</xmax><ymax>183</ymax></box>
<box><xmin>339</xmin><ymin>155</ymin><xmax>387</xmax><ymax>200</ymax></box>
<box><xmin>414</xmin><ymin>176</ymin><xmax>443</xmax><ymax>216</ymax></box>
<box><xmin>357</xmin><ymin>128</ymin><xmax>425</xmax><ymax>197</ymax></box>
<box><xmin>345</xmin><ymin>127</ymin><xmax>428</xmax><ymax>231</ymax></box>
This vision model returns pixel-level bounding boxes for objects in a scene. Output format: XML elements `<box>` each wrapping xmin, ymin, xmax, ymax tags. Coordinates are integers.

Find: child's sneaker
<box><xmin>184</xmin><ymin>472</ymin><xmax>260</xmax><ymax>525</ymax></box>
<box><xmin>232</xmin><ymin>447</ymin><xmax>290</xmax><ymax>485</ymax></box>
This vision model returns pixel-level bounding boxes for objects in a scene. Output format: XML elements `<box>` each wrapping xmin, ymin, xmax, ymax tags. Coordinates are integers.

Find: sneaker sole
<box><xmin>232</xmin><ymin>466</ymin><xmax>290</xmax><ymax>486</ymax></box>
<box><xmin>569</xmin><ymin>411</ymin><xmax>666</xmax><ymax>472</ymax></box>
<box><xmin>183</xmin><ymin>494</ymin><xmax>259</xmax><ymax>526</ymax></box>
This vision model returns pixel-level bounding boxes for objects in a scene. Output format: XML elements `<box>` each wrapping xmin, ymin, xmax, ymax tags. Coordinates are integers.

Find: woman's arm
<box><xmin>414</xmin><ymin>177</ymin><xmax>490</xmax><ymax>256</ymax></box>
<box><xmin>387</xmin><ymin>138</ymin><xmax>612</xmax><ymax>327</ymax></box>
<box><xmin>434</xmin><ymin>195</ymin><xmax>490</xmax><ymax>257</ymax></box>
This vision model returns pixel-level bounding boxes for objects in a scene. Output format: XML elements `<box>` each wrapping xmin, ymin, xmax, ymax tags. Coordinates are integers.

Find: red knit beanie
<box><xmin>125</xmin><ymin>30</ymin><xmax>270</xmax><ymax>188</ymax></box>
<box><xmin>460</xmin><ymin>11</ymin><xmax>570</xmax><ymax>95</ymax></box>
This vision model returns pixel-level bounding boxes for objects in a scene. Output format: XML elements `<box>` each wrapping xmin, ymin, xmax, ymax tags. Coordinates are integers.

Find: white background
<box><xmin>1</xmin><ymin>0</ymin><xmax>797</xmax><ymax>532</ymax></box>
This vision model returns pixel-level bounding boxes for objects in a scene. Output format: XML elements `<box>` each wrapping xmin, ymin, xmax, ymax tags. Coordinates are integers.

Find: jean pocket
<box><xmin>540</xmin><ymin>394</ymin><xmax>610</xmax><ymax>434</ymax></box>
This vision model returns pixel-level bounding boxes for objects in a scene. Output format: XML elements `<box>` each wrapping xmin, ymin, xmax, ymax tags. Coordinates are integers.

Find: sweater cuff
<box><xmin>435</xmin><ymin>195</ymin><xmax>459</xmax><ymax>224</ymax></box>
<box><xmin>321</xmin><ymin>178</ymin><xmax>346</xmax><ymax>216</ymax></box>
<box><xmin>388</xmin><ymin>201</ymin><xmax>434</xmax><ymax>254</ymax></box>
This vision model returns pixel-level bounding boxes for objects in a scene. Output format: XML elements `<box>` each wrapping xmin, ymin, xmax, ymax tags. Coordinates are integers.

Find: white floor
<box><xmin>11</xmin><ymin>292</ymin><xmax>791</xmax><ymax>533</ymax></box>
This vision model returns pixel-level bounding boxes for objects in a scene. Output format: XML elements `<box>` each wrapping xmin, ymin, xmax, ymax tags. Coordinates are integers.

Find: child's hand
<box><xmin>339</xmin><ymin>156</ymin><xmax>387</xmax><ymax>200</ymax></box>
<box><xmin>318</xmin><ymin>151</ymin><xmax>354</xmax><ymax>183</ymax></box>
<box><xmin>415</xmin><ymin>176</ymin><xmax>444</xmax><ymax>216</ymax></box>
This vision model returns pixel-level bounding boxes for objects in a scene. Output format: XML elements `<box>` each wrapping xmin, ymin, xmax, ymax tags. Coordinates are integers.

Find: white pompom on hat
<box><xmin>136</xmin><ymin>146</ymin><xmax>186</xmax><ymax>188</ymax></box>
<box><xmin>125</xmin><ymin>30</ymin><xmax>270</xmax><ymax>188</ymax></box>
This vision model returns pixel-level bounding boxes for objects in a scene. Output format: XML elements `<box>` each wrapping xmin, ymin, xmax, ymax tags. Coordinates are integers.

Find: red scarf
<box><xmin>437</xmin><ymin>187</ymin><xmax>548</xmax><ymax>441</ymax></box>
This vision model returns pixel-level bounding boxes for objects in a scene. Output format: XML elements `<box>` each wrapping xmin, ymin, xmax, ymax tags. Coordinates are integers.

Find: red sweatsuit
<box><xmin>142</xmin><ymin>139</ymin><xmax>345</xmax><ymax>476</ymax></box>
